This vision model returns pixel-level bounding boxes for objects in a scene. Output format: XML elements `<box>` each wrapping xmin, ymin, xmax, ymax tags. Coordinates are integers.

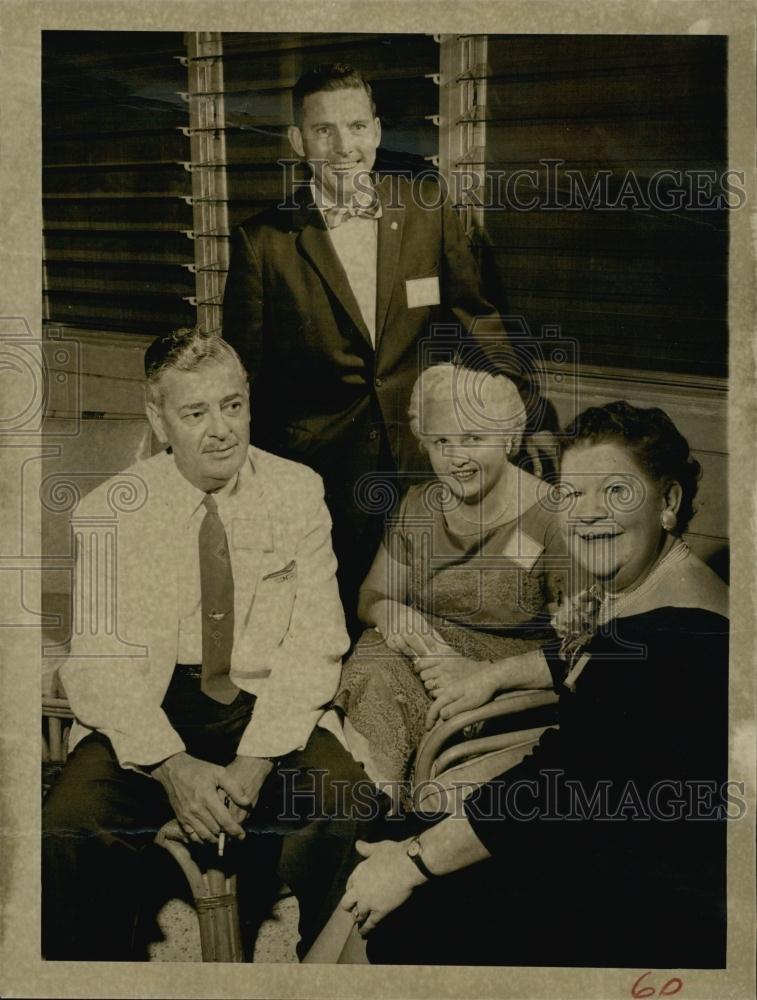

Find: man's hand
<box><xmin>151</xmin><ymin>752</ymin><xmax>249</xmax><ymax>844</ymax></box>
<box><xmin>375</xmin><ymin>602</ymin><xmax>451</xmax><ymax>660</ymax></box>
<box><xmin>416</xmin><ymin>654</ymin><xmax>488</xmax><ymax>700</ymax></box>
<box><xmin>220</xmin><ymin>755</ymin><xmax>274</xmax><ymax>822</ymax></box>
<box><xmin>340</xmin><ymin>839</ymin><xmax>426</xmax><ymax>936</ymax></box>
<box><xmin>522</xmin><ymin>430</ymin><xmax>559</xmax><ymax>480</ymax></box>
<box><xmin>425</xmin><ymin>662</ymin><xmax>501</xmax><ymax>730</ymax></box>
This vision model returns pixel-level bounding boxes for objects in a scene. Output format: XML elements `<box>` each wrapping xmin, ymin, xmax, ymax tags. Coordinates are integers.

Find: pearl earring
<box><xmin>661</xmin><ymin>509</ymin><xmax>677</xmax><ymax>532</ymax></box>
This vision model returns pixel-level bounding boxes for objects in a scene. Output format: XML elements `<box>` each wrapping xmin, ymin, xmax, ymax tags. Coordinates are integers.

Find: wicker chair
<box><xmin>413</xmin><ymin>687</ymin><xmax>560</xmax><ymax>814</ymax></box>
<box><xmin>41</xmin><ymin>690</ymin><xmax>248</xmax><ymax>962</ymax></box>
<box><xmin>40</xmin><ymin>690</ymin><xmax>335</xmax><ymax>962</ymax></box>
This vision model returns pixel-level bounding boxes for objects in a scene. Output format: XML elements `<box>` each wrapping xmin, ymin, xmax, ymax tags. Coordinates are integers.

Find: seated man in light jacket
<box><xmin>42</xmin><ymin>328</ymin><xmax>375</xmax><ymax>961</ymax></box>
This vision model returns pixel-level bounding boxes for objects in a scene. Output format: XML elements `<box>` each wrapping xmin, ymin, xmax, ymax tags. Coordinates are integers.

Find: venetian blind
<box><xmin>42</xmin><ymin>31</ymin><xmax>198</xmax><ymax>339</ymax></box>
<box><xmin>441</xmin><ymin>34</ymin><xmax>728</xmax><ymax>380</ymax></box>
<box><xmin>219</xmin><ymin>32</ymin><xmax>441</xmax><ymax>234</ymax></box>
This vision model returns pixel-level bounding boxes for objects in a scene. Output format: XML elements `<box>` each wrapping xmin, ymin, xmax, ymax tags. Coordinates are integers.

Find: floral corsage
<box><xmin>551</xmin><ymin>584</ymin><xmax>604</xmax><ymax>684</ymax></box>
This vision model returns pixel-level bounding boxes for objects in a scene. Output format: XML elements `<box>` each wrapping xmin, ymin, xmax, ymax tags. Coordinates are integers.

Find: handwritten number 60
<box><xmin>631</xmin><ymin>971</ymin><xmax>684</xmax><ymax>998</ymax></box>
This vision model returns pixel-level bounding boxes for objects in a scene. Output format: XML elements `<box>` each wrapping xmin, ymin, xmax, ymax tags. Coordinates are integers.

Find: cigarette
<box><xmin>218</xmin><ymin>794</ymin><xmax>231</xmax><ymax>857</ymax></box>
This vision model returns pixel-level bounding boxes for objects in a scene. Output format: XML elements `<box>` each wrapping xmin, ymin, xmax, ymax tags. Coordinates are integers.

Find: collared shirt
<box><xmin>62</xmin><ymin>445</ymin><xmax>352</xmax><ymax>769</ymax></box>
<box><xmin>311</xmin><ymin>179</ymin><xmax>378</xmax><ymax>345</ymax></box>
<box><xmin>175</xmin><ymin>461</ymin><xmax>247</xmax><ymax>665</ymax></box>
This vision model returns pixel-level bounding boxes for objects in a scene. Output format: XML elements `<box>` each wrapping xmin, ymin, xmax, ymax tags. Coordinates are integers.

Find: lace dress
<box><xmin>333</xmin><ymin>468</ymin><xmax>566</xmax><ymax>789</ymax></box>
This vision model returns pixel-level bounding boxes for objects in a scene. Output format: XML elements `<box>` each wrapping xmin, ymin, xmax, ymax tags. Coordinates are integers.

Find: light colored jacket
<box><xmin>61</xmin><ymin>446</ymin><xmax>349</xmax><ymax>769</ymax></box>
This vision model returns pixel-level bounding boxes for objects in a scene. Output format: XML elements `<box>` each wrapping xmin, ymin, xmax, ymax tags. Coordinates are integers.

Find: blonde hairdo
<box><xmin>408</xmin><ymin>363</ymin><xmax>527</xmax><ymax>451</ymax></box>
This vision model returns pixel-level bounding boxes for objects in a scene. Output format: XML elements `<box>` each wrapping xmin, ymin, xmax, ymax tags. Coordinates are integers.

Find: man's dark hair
<box><xmin>291</xmin><ymin>63</ymin><xmax>376</xmax><ymax>125</ymax></box>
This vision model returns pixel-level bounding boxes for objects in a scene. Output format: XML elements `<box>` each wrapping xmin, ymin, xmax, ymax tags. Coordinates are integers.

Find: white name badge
<box><xmin>405</xmin><ymin>275</ymin><xmax>441</xmax><ymax>309</ymax></box>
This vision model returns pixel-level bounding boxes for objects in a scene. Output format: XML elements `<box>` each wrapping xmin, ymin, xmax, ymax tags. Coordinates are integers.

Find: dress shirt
<box><xmin>62</xmin><ymin>446</ymin><xmax>352</xmax><ymax>768</ymax></box>
<box><xmin>312</xmin><ymin>180</ymin><xmax>378</xmax><ymax>344</ymax></box>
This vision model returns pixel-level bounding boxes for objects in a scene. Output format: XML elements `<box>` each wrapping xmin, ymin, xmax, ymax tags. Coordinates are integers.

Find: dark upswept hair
<box><xmin>144</xmin><ymin>328</ymin><xmax>248</xmax><ymax>406</ymax></box>
<box><xmin>560</xmin><ymin>400</ymin><xmax>701</xmax><ymax>535</ymax></box>
<box><xmin>291</xmin><ymin>63</ymin><xmax>376</xmax><ymax>125</ymax></box>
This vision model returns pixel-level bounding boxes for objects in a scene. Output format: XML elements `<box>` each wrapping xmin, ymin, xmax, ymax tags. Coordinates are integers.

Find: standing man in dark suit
<box><xmin>222</xmin><ymin>63</ymin><xmax>521</xmax><ymax>631</ymax></box>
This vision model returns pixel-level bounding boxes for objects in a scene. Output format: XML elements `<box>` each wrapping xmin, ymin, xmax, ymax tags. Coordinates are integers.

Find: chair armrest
<box><xmin>414</xmin><ymin>688</ymin><xmax>558</xmax><ymax>786</ymax></box>
<box><xmin>155</xmin><ymin>821</ymin><xmax>208</xmax><ymax>898</ymax></box>
<box><xmin>433</xmin><ymin>725</ymin><xmax>552</xmax><ymax>777</ymax></box>
<box><xmin>42</xmin><ymin>696</ymin><xmax>74</xmax><ymax>719</ymax></box>
<box><xmin>42</xmin><ymin>695</ymin><xmax>75</xmax><ymax>763</ymax></box>
<box><xmin>155</xmin><ymin>821</ymin><xmax>243</xmax><ymax>962</ymax></box>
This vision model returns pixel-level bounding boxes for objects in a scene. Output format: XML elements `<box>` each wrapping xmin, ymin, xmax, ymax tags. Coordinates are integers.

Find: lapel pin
<box><xmin>391</xmin><ymin>221</ymin><xmax>398</xmax><ymax>230</ymax></box>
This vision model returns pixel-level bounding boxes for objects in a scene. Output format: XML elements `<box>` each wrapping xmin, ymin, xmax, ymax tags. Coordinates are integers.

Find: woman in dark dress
<box><xmin>340</xmin><ymin>401</ymin><xmax>729</xmax><ymax>969</ymax></box>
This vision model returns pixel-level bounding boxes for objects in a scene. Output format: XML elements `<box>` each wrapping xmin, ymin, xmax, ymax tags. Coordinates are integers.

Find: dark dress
<box><xmin>334</xmin><ymin>473</ymin><xmax>567</xmax><ymax>788</ymax></box>
<box><xmin>366</xmin><ymin>606</ymin><xmax>729</xmax><ymax>969</ymax></box>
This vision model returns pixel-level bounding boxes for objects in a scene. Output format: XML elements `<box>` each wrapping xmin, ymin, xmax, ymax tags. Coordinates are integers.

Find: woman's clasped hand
<box><xmin>372</xmin><ymin>600</ymin><xmax>450</xmax><ymax>660</ymax></box>
<box><xmin>414</xmin><ymin>652</ymin><xmax>490</xmax><ymax>699</ymax></box>
<box><xmin>340</xmin><ymin>839</ymin><xmax>426</xmax><ymax>936</ymax></box>
<box><xmin>374</xmin><ymin>599</ymin><xmax>496</xmax><ymax>699</ymax></box>
<box><xmin>423</xmin><ymin>661</ymin><xmax>503</xmax><ymax>728</ymax></box>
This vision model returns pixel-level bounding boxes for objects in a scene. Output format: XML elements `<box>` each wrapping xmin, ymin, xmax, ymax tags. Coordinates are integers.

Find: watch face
<box><xmin>408</xmin><ymin>839</ymin><xmax>421</xmax><ymax>858</ymax></box>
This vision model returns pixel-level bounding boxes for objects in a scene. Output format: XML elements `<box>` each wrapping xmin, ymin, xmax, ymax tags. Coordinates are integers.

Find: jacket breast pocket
<box><xmin>252</xmin><ymin>562</ymin><xmax>298</xmax><ymax>643</ymax></box>
<box><xmin>262</xmin><ymin>559</ymin><xmax>297</xmax><ymax>583</ymax></box>
<box><xmin>404</xmin><ymin>262</ymin><xmax>439</xmax><ymax>280</ymax></box>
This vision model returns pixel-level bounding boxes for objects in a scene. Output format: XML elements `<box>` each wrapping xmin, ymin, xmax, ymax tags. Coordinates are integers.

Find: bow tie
<box><xmin>324</xmin><ymin>200</ymin><xmax>383</xmax><ymax>229</ymax></box>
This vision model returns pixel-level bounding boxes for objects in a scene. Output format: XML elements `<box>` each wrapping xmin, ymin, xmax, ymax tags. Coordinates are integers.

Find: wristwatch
<box><xmin>406</xmin><ymin>836</ymin><xmax>437</xmax><ymax>880</ymax></box>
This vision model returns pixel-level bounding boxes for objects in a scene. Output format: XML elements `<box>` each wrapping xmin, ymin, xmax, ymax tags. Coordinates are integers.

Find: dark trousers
<box><xmin>42</xmin><ymin>669</ymin><xmax>377</xmax><ymax>961</ymax></box>
<box><xmin>324</xmin><ymin>425</ymin><xmax>401</xmax><ymax>644</ymax></box>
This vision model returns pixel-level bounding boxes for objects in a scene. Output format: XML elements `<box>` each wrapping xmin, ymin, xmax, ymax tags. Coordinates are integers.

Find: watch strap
<box><xmin>406</xmin><ymin>837</ymin><xmax>436</xmax><ymax>880</ymax></box>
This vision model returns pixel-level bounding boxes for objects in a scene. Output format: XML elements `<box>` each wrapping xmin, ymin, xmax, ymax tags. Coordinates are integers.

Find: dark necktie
<box><xmin>199</xmin><ymin>493</ymin><xmax>238</xmax><ymax>704</ymax></box>
<box><xmin>324</xmin><ymin>199</ymin><xmax>382</xmax><ymax>229</ymax></box>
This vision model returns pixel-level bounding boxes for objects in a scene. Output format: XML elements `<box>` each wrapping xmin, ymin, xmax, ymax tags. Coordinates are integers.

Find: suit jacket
<box><xmin>61</xmin><ymin>447</ymin><xmax>350</xmax><ymax>769</ymax></box>
<box><xmin>222</xmin><ymin>173</ymin><xmax>519</xmax><ymax>518</ymax></box>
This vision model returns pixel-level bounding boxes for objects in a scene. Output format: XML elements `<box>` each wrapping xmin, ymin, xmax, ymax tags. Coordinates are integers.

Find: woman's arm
<box><xmin>357</xmin><ymin>540</ymin><xmax>409</xmax><ymax>627</ymax></box>
<box><xmin>490</xmin><ymin>647</ymin><xmax>553</xmax><ymax>691</ymax></box>
<box><xmin>340</xmin><ymin>814</ymin><xmax>490</xmax><ymax>935</ymax></box>
<box><xmin>358</xmin><ymin>541</ymin><xmax>449</xmax><ymax>658</ymax></box>
<box><xmin>424</xmin><ymin>647</ymin><xmax>553</xmax><ymax>729</ymax></box>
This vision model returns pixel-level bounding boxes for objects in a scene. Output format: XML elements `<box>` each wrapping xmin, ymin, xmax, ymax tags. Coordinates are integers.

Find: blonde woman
<box><xmin>334</xmin><ymin>364</ymin><xmax>566</xmax><ymax>794</ymax></box>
